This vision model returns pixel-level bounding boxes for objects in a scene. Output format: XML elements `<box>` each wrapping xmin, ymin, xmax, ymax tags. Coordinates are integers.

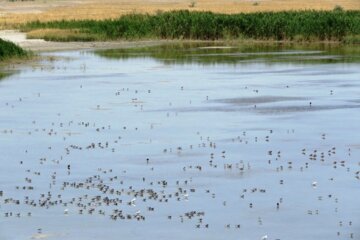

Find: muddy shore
<box><xmin>0</xmin><ymin>30</ymin><xmax>178</xmax><ymax>52</ymax></box>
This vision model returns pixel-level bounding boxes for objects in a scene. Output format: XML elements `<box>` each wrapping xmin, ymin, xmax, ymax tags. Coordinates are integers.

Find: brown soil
<box><xmin>0</xmin><ymin>0</ymin><xmax>359</xmax><ymax>27</ymax></box>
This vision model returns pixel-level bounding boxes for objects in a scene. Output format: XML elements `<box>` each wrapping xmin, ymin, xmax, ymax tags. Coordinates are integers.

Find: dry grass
<box><xmin>0</xmin><ymin>0</ymin><xmax>359</xmax><ymax>27</ymax></box>
<box><xmin>26</xmin><ymin>28</ymin><xmax>100</xmax><ymax>41</ymax></box>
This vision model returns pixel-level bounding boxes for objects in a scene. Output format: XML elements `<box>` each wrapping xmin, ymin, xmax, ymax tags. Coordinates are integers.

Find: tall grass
<box><xmin>0</xmin><ymin>38</ymin><xmax>28</xmax><ymax>61</ymax></box>
<box><xmin>26</xmin><ymin>29</ymin><xmax>100</xmax><ymax>41</ymax></box>
<box><xmin>23</xmin><ymin>10</ymin><xmax>360</xmax><ymax>42</ymax></box>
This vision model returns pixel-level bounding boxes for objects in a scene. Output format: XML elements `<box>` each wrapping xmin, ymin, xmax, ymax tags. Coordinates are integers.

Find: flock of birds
<box><xmin>1</xmin><ymin>51</ymin><xmax>360</xmax><ymax>240</ymax></box>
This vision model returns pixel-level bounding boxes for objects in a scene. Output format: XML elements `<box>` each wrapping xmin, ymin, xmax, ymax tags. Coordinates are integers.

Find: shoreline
<box><xmin>0</xmin><ymin>30</ymin><xmax>357</xmax><ymax>54</ymax></box>
<box><xmin>0</xmin><ymin>30</ymin><xmax>178</xmax><ymax>52</ymax></box>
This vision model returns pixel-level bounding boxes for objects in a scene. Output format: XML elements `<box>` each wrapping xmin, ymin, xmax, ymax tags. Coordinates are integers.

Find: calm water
<box><xmin>1</xmin><ymin>43</ymin><xmax>360</xmax><ymax>240</ymax></box>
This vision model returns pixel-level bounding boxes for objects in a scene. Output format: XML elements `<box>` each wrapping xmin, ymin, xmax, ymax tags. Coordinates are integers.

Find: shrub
<box><xmin>0</xmin><ymin>38</ymin><xmax>27</xmax><ymax>61</ymax></box>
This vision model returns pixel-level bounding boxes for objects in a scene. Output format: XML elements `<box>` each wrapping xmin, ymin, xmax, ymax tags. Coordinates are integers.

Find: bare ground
<box><xmin>0</xmin><ymin>0</ymin><xmax>359</xmax><ymax>27</ymax></box>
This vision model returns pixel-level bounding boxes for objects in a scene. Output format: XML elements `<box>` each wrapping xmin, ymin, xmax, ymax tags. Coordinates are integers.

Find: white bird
<box><xmin>312</xmin><ymin>181</ymin><xmax>317</xmax><ymax>188</ymax></box>
<box><xmin>64</xmin><ymin>209</ymin><xmax>69</xmax><ymax>215</ymax></box>
<box><xmin>261</xmin><ymin>235</ymin><xmax>268</xmax><ymax>240</ymax></box>
<box><xmin>130</xmin><ymin>198</ymin><xmax>136</xmax><ymax>207</ymax></box>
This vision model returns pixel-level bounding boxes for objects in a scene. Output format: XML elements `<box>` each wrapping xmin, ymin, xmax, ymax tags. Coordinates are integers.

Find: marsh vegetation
<box><xmin>23</xmin><ymin>10</ymin><xmax>360</xmax><ymax>42</ymax></box>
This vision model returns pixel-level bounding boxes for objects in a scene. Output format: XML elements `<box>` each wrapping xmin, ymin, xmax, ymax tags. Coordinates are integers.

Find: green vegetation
<box><xmin>333</xmin><ymin>5</ymin><xmax>344</xmax><ymax>12</ymax></box>
<box><xmin>343</xmin><ymin>35</ymin><xmax>360</xmax><ymax>44</ymax></box>
<box><xmin>0</xmin><ymin>38</ymin><xmax>28</xmax><ymax>61</ymax></box>
<box><xmin>26</xmin><ymin>29</ymin><xmax>100</xmax><ymax>41</ymax></box>
<box><xmin>23</xmin><ymin>10</ymin><xmax>360</xmax><ymax>42</ymax></box>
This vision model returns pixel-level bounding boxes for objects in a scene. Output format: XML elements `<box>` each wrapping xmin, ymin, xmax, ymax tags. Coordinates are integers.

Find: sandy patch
<box><xmin>0</xmin><ymin>29</ymin><xmax>44</xmax><ymax>44</ymax></box>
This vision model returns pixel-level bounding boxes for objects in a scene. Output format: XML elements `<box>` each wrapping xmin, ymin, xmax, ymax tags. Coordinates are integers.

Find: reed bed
<box><xmin>22</xmin><ymin>10</ymin><xmax>360</xmax><ymax>42</ymax></box>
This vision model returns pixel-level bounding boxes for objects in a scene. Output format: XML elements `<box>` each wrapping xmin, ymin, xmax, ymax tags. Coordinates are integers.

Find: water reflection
<box><xmin>95</xmin><ymin>42</ymin><xmax>360</xmax><ymax>65</ymax></box>
<box><xmin>0</xmin><ymin>72</ymin><xmax>11</xmax><ymax>81</ymax></box>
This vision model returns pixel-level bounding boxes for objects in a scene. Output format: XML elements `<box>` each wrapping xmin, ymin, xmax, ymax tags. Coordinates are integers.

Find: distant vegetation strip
<box><xmin>23</xmin><ymin>10</ymin><xmax>360</xmax><ymax>42</ymax></box>
<box><xmin>95</xmin><ymin>42</ymin><xmax>360</xmax><ymax>65</ymax></box>
<box><xmin>0</xmin><ymin>38</ymin><xmax>28</xmax><ymax>61</ymax></box>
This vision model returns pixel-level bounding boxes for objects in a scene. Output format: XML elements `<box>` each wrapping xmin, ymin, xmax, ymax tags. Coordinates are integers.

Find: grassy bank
<box><xmin>0</xmin><ymin>38</ymin><xmax>28</xmax><ymax>61</ymax></box>
<box><xmin>22</xmin><ymin>10</ymin><xmax>360</xmax><ymax>42</ymax></box>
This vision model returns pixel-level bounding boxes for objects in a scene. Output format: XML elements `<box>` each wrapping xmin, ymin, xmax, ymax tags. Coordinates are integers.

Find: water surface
<box><xmin>0</xmin><ymin>43</ymin><xmax>359</xmax><ymax>240</ymax></box>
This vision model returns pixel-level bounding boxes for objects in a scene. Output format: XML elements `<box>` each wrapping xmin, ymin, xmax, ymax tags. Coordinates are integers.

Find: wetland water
<box><xmin>0</xmin><ymin>43</ymin><xmax>360</xmax><ymax>240</ymax></box>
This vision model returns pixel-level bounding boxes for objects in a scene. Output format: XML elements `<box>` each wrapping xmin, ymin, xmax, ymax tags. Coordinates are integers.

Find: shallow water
<box><xmin>1</xmin><ymin>44</ymin><xmax>360</xmax><ymax>240</ymax></box>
